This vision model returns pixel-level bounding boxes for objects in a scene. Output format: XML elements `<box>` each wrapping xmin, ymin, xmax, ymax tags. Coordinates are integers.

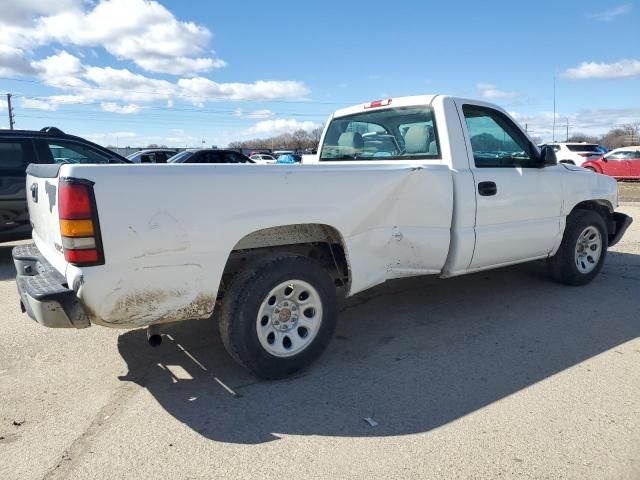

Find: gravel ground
<box><xmin>0</xmin><ymin>205</ymin><xmax>638</xmax><ymax>480</ymax></box>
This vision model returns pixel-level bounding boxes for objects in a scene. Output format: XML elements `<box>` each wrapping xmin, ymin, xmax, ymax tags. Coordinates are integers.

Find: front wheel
<box><xmin>218</xmin><ymin>254</ymin><xmax>337</xmax><ymax>379</ymax></box>
<box><xmin>584</xmin><ymin>166</ymin><xmax>597</xmax><ymax>173</ymax></box>
<box><xmin>548</xmin><ymin>210</ymin><xmax>607</xmax><ymax>285</ymax></box>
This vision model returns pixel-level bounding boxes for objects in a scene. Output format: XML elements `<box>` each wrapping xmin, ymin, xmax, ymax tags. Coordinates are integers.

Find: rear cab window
<box><xmin>320</xmin><ymin>106</ymin><xmax>440</xmax><ymax>161</ymax></box>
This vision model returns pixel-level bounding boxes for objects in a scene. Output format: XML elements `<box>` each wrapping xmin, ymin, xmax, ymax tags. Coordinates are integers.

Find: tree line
<box><xmin>228</xmin><ymin>127</ymin><xmax>324</xmax><ymax>152</ymax></box>
<box><xmin>566</xmin><ymin>123</ymin><xmax>640</xmax><ymax>149</ymax></box>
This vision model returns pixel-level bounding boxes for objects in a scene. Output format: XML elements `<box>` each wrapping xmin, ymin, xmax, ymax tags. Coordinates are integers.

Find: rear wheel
<box><xmin>218</xmin><ymin>254</ymin><xmax>337</xmax><ymax>379</ymax></box>
<box><xmin>548</xmin><ymin>210</ymin><xmax>607</xmax><ymax>285</ymax></box>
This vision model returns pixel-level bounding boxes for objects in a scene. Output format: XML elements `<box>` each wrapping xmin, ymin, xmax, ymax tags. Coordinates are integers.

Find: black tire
<box><xmin>218</xmin><ymin>254</ymin><xmax>337</xmax><ymax>379</ymax></box>
<box><xmin>584</xmin><ymin>166</ymin><xmax>596</xmax><ymax>173</ymax></box>
<box><xmin>548</xmin><ymin>210</ymin><xmax>608</xmax><ymax>286</ymax></box>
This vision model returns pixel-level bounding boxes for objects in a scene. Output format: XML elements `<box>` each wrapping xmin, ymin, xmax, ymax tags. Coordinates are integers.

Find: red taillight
<box><xmin>365</xmin><ymin>98</ymin><xmax>392</xmax><ymax>109</ymax></box>
<box><xmin>58</xmin><ymin>179</ymin><xmax>104</xmax><ymax>266</ymax></box>
<box><xmin>59</xmin><ymin>182</ymin><xmax>92</xmax><ymax>219</ymax></box>
<box><xmin>64</xmin><ymin>249</ymin><xmax>99</xmax><ymax>264</ymax></box>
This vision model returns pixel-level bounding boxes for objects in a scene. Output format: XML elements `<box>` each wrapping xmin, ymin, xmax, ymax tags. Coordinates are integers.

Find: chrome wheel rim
<box><xmin>256</xmin><ymin>280</ymin><xmax>323</xmax><ymax>357</ymax></box>
<box><xmin>574</xmin><ymin>226</ymin><xmax>602</xmax><ymax>274</ymax></box>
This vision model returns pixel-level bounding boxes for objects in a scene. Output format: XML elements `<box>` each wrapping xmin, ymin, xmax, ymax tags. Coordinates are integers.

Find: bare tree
<box><xmin>566</xmin><ymin>133</ymin><xmax>599</xmax><ymax>143</ymax></box>
<box><xmin>227</xmin><ymin>125</ymin><xmax>325</xmax><ymax>152</ymax></box>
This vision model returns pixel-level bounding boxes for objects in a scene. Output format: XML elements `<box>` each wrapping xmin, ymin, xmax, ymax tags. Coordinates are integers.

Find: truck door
<box><xmin>456</xmin><ymin>102</ymin><xmax>563</xmax><ymax>269</ymax></box>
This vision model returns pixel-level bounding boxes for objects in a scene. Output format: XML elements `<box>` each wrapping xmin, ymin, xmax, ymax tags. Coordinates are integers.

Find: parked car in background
<box><xmin>273</xmin><ymin>150</ymin><xmax>294</xmax><ymax>158</ymax></box>
<box><xmin>0</xmin><ymin>127</ymin><xmax>129</xmax><ymax>243</ymax></box>
<box><xmin>541</xmin><ymin>143</ymin><xmax>603</xmax><ymax>166</ymax></box>
<box><xmin>169</xmin><ymin>149</ymin><xmax>255</xmax><ymax>164</ymax></box>
<box><xmin>275</xmin><ymin>153</ymin><xmax>302</xmax><ymax>164</ymax></box>
<box><xmin>126</xmin><ymin>149</ymin><xmax>177</xmax><ymax>164</ymax></box>
<box><xmin>275</xmin><ymin>154</ymin><xmax>297</xmax><ymax>164</ymax></box>
<box><xmin>582</xmin><ymin>146</ymin><xmax>640</xmax><ymax>179</ymax></box>
<box><xmin>249</xmin><ymin>153</ymin><xmax>277</xmax><ymax>164</ymax></box>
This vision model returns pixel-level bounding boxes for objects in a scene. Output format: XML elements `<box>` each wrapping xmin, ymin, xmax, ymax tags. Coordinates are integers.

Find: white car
<box><xmin>249</xmin><ymin>154</ymin><xmax>277</xmax><ymax>164</ymax></box>
<box><xmin>15</xmin><ymin>94</ymin><xmax>631</xmax><ymax>379</ymax></box>
<box><xmin>542</xmin><ymin>143</ymin><xmax>603</xmax><ymax>166</ymax></box>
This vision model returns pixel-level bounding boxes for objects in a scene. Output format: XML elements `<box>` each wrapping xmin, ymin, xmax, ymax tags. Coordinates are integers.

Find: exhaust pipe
<box><xmin>147</xmin><ymin>325</ymin><xmax>162</xmax><ymax>347</ymax></box>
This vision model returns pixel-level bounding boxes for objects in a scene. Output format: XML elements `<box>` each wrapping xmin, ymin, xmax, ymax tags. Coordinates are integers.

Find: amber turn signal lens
<box><xmin>60</xmin><ymin>219</ymin><xmax>94</xmax><ymax>237</ymax></box>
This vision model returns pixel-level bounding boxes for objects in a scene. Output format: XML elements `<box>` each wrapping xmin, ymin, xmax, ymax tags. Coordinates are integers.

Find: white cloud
<box><xmin>84</xmin><ymin>66</ymin><xmax>177</xmax><ymax>102</ymax></box>
<box><xmin>588</xmin><ymin>4</ymin><xmax>632</xmax><ymax>21</ymax></box>
<box><xmin>233</xmin><ymin>108</ymin><xmax>275</xmax><ymax>119</ymax></box>
<box><xmin>477</xmin><ymin>83</ymin><xmax>521</xmax><ymax>100</ymax></box>
<box><xmin>0</xmin><ymin>45</ymin><xmax>35</xmax><ymax>76</ymax></box>
<box><xmin>21</xmin><ymin>98</ymin><xmax>58</xmax><ymax>111</ymax></box>
<box><xmin>246</xmin><ymin>119</ymin><xmax>321</xmax><ymax>136</ymax></box>
<box><xmin>0</xmin><ymin>0</ymin><xmax>84</xmax><ymax>26</ymax></box>
<box><xmin>561</xmin><ymin>59</ymin><xmax>640</xmax><ymax>80</ymax></box>
<box><xmin>0</xmin><ymin>0</ymin><xmax>226</xmax><ymax>75</ymax></box>
<box><xmin>135</xmin><ymin>56</ymin><xmax>226</xmax><ymax>76</ymax></box>
<box><xmin>508</xmin><ymin>107</ymin><xmax>640</xmax><ymax>140</ymax></box>
<box><xmin>0</xmin><ymin>0</ymin><xmax>225</xmax><ymax>75</ymax></box>
<box><xmin>31</xmin><ymin>51</ymin><xmax>88</xmax><ymax>88</ymax></box>
<box><xmin>100</xmin><ymin>102</ymin><xmax>142</xmax><ymax>114</ymax></box>
<box><xmin>178</xmin><ymin>77</ymin><xmax>310</xmax><ymax>102</ymax></box>
<box><xmin>22</xmin><ymin>51</ymin><xmax>311</xmax><ymax>108</ymax></box>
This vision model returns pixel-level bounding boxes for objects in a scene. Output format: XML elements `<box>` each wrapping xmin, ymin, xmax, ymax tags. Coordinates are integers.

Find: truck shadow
<box><xmin>117</xmin><ymin>251</ymin><xmax>639</xmax><ymax>444</ymax></box>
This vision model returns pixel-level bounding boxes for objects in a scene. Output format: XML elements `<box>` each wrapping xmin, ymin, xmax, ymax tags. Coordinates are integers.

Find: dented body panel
<box><xmin>22</xmin><ymin>95</ymin><xmax>623</xmax><ymax>329</ymax></box>
<box><xmin>57</xmin><ymin>162</ymin><xmax>453</xmax><ymax>327</ymax></box>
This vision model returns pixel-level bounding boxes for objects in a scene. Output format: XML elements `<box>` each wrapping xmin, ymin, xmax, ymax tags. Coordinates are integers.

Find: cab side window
<box><xmin>462</xmin><ymin>105</ymin><xmax>535</xmax><ymax>168</ymax></box>
<box><xmin>46</xmin><ymin>140</ymin><xmax>112</xmax><ymax>164</ymax></box>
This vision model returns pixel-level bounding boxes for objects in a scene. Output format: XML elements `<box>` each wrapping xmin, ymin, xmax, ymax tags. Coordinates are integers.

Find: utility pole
<box><xmin>565</xmin><ymin>118</ymin><xmax>569</xmax><ymax>142</ymax></box>
<box><xmin>552</xmin><ymin>77</ymin><xmax>556</xmax><ymax>142</ymax></box>
<box><xmin>6</xmin><ymin>93</ymin><xmax>14</xmax><ymax>130</ymax></box>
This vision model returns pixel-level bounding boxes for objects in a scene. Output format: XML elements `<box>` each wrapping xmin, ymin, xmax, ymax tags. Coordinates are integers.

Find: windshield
<box><xmin>320</xmin><ymin>106</ymin><xmax>439</xmax><ymax>161</ymax></box>
<box><xmin>168</xmin><ymin>151</ymin><xmax>194</xmax><ymax>163</ymax></box>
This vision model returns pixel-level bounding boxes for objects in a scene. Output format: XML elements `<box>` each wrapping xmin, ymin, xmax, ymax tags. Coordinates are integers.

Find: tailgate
<box><xmin>25</xmin><ymin>164</ymin><xmax>67</xmax><ymax>274</ymax></box>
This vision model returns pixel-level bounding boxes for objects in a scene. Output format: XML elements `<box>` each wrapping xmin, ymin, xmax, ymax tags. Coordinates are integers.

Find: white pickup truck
<box><xmin>14</xmin><ymin>95</ymin><xmax>631</xmax><ymax>379</ymax></box>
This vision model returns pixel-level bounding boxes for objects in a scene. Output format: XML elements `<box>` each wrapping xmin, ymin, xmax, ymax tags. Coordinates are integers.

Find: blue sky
<box><xmin>0</xmin><ymin>0</ymin><xmax>638</xmax><ymax>146</ymax></box>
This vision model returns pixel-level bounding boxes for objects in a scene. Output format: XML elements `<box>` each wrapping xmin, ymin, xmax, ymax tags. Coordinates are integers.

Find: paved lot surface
<box><xmin>619</xmin><ymin>182</ymin><xmax>640</xmax><ymax>202</ymax></box>
<box><xmin>1</xmin><ymin>205</ymin><xmax>639</xmax><ymax>480</ymax></box>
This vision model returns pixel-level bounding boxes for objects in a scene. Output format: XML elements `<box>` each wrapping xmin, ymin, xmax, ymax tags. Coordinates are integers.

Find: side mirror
<box><xmin>538</xmin><ymin>145</ymin><xmax>557</xmax><ymax>167</ymax></box>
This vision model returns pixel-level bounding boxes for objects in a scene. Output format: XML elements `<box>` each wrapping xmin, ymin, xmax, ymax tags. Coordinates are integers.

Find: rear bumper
<box><xmin>608</xmin><ymin>212</ymin><xmax>632</xmax><ymax>248</ymax></box>
<box><xmin>13</xmin><ymin>243</ymin><xmax>90</xmax><ymax>329</ymax></box>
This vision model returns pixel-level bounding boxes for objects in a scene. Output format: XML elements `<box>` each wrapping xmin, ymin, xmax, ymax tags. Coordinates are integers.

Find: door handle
<box><xmin>478</xmin><ymin>181</ymin><xmax>497</xmax><ymax>196</ymax></box>
<box><xmin>30</xmin><ymin>183</ymin><xmax>38</xmax><ymax>202</ymax></box>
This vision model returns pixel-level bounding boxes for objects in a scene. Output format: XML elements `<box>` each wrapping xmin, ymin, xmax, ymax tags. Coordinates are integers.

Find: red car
<box><xmin>582</xmin><ymin>147</ymin><xmax>640</xmax><ymax>179</ymax></box>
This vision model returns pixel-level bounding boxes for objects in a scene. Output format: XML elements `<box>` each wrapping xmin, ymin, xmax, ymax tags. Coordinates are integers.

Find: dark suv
<box><xmin>0</xmin><ymin>127</ymin><xmax>129</xmax><ymax>242</ymax></box>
